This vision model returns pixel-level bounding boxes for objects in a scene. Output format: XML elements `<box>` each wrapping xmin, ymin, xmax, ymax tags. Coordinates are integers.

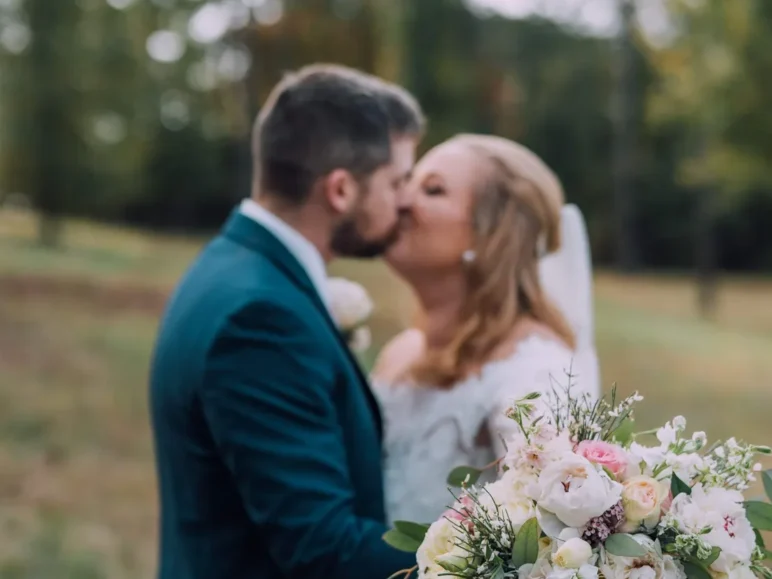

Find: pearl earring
<box><xmin>462</xmin><ymin>249</ymin><xmax>476</xmax><ymax>264</ymax></box>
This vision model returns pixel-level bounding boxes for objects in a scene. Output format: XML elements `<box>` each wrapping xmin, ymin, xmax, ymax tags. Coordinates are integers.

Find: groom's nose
<box><xmin>396</xmin><ymin>182</ymin><xmax>417</xmax><ymax>211</ymax></box>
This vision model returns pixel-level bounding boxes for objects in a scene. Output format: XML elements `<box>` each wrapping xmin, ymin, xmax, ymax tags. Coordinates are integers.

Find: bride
<box><xmin>371</xmin><ymin>134</ymin><xmax>600</xmax><ymax>525</ymax></box>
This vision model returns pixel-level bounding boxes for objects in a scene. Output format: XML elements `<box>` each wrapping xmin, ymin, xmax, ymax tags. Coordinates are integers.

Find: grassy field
<box><xmin>1</xmin><ymin>208</ymin><xmax>771</xmax><ymax>578</ymax></box>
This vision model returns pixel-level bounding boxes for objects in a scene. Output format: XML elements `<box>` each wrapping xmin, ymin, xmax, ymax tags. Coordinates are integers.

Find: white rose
<box><xmin>553</xmin><ymin>538</ymin><xmax>593</xmax><ymax>569</ymax></box>
<box><xmin>548</xmin><ymin>564</ymin><xmax>599</xmax><ymax>579</ymax></box>
<box><xmin>435</xmin><ymin>545</ymin><xmax>473</xmax><ymax>574</ymax></box>
<box><xmin>520</xmin><ymin>557</ymin><xmax>554</xmax><ymax>579</ymax></box>
<box><xmin>535</xmin><ymin>453</ymin><xmax>623</xmax><ymax>528</ymax></box>
<box><xmin>417</xmin><ymin>517</ymin><xmax>459</xmax><ymax>579</ymax></box>
<box><xmin>348</xmin><ymin>326</ymin><xmax>371</xmax><ymax>353</ymax></box>
<box><xmin>326</xmin><ymin>278</ymin><xmax>373</xmax><ymax>330</ymax></box>
<box><xmin>629</xmin><ymin>567</ymin><xmax>657</xmax><ymax>579</ymax></box>
<box><xmin>600</xmin><ymin>536</ymin><xmax>685</xmax><ymax>579</ymax></box>
<box><xmin>667</xmin><ymin>485</ymin><xmax>755</xmax><ymax>573</ymax></box>
<box><xmin>478</xmin><ymin>470</ymin><xmax>536</xmax><ymax>531</ymax></box>
<box><xmin>621</xmin><ymin>476</ymin><xmax>669</xmax><ymax>531</ymax></box>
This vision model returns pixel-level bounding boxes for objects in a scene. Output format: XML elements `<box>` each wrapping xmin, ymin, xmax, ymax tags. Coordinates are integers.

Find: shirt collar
<box><xmin>239</xmin><ymin>198</ymin><xmax>329</xmax><ymax>306</ymax></box>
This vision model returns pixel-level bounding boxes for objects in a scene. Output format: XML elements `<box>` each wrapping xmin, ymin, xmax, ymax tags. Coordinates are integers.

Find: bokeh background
<box><xmin>1</xmin><ymin>0</ymin><xmax>771</xmax><ymax>576</ymax></box>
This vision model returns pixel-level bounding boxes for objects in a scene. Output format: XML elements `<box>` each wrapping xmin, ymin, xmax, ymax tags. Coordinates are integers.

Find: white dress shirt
<box><xmin>239</xmin><ymin>198</ymin><xmax>329</xmax><ymax>306</ymax></box>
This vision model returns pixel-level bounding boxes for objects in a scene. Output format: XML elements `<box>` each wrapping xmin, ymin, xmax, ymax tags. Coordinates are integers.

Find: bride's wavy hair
<box><xmin>412</xmin><ymin>134</ymin><xmax>576</xmax><ymax>388</ymax></box>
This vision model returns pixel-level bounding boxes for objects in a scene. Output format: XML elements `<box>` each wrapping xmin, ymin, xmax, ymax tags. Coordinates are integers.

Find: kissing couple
<box><xmin>149</xmin><ymin>63</ymin><xmax>600</xmax><ymax>579</ymax></box>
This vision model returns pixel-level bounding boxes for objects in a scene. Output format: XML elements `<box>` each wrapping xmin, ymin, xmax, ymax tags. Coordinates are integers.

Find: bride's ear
<box><xmin>322</xmin><ymin>169</ymin><xmax>359</xmax><ymax>215</ymax></box>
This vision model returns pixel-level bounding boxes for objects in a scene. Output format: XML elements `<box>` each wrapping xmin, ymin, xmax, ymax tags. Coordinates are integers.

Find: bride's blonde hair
<box><xmin>412</xmin><ymin>134</ymin><xmax>576</xmax><ymax>388</ymax></box>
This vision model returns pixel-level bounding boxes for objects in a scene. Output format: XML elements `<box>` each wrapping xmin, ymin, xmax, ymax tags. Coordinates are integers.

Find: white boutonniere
<box><xmin>326</xmin><ymin>277</ymin><xmax>373</xmax><ymax>353</ymax></box>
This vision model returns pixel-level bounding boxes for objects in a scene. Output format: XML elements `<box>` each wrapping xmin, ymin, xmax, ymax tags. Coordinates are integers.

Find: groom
<box><xmin>149</xmin><ymin>64</ymin><xmax>424</xmax><ymax>579</ymax></box>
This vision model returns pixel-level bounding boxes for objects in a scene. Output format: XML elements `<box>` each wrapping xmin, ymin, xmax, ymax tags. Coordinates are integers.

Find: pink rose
<box><xmin>575</xmin><ymin>440</ymin><xmax>628</xmax><ymax>479</ymax></box>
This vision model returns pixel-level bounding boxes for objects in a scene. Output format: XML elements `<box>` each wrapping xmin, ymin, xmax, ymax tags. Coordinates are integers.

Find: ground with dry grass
<box><xmin>1</xmin><ymin>209</ymin><xmax>771</xmax><ymax>578</ymax></box>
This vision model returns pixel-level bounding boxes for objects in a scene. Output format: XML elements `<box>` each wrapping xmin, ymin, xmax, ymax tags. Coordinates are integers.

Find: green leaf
<box><xmin>755</xmin><ymin>528</ymin><xmax>766</xmax><ymax>549</ymax></box>
<box><xmin>602</xmin><ymin>465</ymin><xmax>618</xmax><ymax>480</ymax></box>
<box><xmin>612</xmin><ymin>418</ymin><xmax>635</xmax><ymax>446</ymax></box>
<box><xmin>511</xmin><ymin>518</ymin><xmax>540</xmax><ymax>568</ymax></box>
<box><xmin>682</xmin><ymin>560</ymin><xmax>712</xmax><ymax>579</ymax></box>
<box><xmin>393</xmin><ymin>521</ymin><xmax>430</xmax><ymax>543</ymax></box>
<box><xmin>491</xmin><ymin>565</ymin><xmax>506</xmax><ymax>579</ymax></box>
<box><xmin>746</xmin><ymin>501</ymin><xmax>772</xmax><ymax>531</ymax></box>
<box><xmin>383</xmin><ymin>529</ymin><xmax>422</xmax><ymax>553</ymax></box>
<box><xmin>447</xmin><ymin>466</ymin><xmax>482</xmax><ymax>487</ymax></box>
<box><xmin>671</xmin><ymin>473</ymin><xmax>692</xmax><ymax>498</ymax></box>
<box><xmin>702</xmin><ymin>547</ymin><xmax>721</xmax><ymax>567</ymax></box>
<box><xmin>604</xmin><ymin>534</ymin><xmax>649</xmax><ymax>557</ymax></box>
<box><xmin>763</xmin><ymin>470</ymin><xmax>772</xmax><ymax>503</ymax></box>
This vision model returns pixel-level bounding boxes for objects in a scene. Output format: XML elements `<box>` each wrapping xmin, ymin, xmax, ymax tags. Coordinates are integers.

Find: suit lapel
<box><xmin>222</xmin><ymin>210</ymin><xmax>384</xmax><ymax>438</ymax></box>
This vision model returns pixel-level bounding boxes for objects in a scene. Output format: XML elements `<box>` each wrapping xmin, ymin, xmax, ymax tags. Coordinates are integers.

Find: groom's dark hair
<box><xmin>253</xmin><ymin>63</ymin><xmax>424</xmax><ymax>205</ymax></box>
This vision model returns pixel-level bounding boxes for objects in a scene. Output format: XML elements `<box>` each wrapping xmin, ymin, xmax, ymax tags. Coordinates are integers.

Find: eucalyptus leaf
<box><xmin>702</xmin><ymin>547</ymin><xmax>721</xmax><ymax>567</ymax></box>
<box><xmin>604</xmin><ymin>534</ymin><xmax>648</xmax><ymax>557</ymax></box>
<box><xmin>394</xmin><ymin>521</ymin><xmax>430</xmax><ymax>543</ymax></box>
<box><xmin>511</xmin><ymin>518</ymin><xmax>540</xmax><ymax>568</ymax></box>
<box><xmin>447</xmin><ymin>466</ymin><xmax>482</xmax><ymax>487</ymax></box>
<box><xmin>383</xmin><ymin>529</ymin><xmax>422</xmax><ymax>553</ymax></box>
<box><xmin>682</xmin><ymin>561</ymin><xmax>711</xmax><ymax>579</ymax></box>
<box><xmin>671</xmin><ymin>473</ymin><xmax>692</xmax><ymax>498</ymax></box>
<box><xmin>745</xmin><ymin>501</ymin><xmax>772</xmax><ymax>531</ymax></box>
<box><xmin>763</xmin><ymin>470</ymin><xmax>772</xmax><ymax>503</ymax></box>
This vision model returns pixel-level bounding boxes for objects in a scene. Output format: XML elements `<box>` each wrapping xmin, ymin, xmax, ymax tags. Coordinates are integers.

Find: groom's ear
<box><xmin>323</xmin><ymin>169</ymin><xmax>360</xmax><ymax>215</ymax></box>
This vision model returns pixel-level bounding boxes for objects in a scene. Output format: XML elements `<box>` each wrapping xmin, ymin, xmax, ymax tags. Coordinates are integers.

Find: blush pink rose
<box><xmin>575</xmin><ymin>440</ymin><xmax>629</xmax><ymax>479</ymax></box>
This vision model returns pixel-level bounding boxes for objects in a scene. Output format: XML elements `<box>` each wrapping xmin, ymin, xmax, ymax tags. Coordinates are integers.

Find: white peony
<box><xmin>478</xmin><ymin>469</ymin><xmax>536</xmax><ymax>532</ymax></box>
<box><xmin>726</xmin><ymin>564</ymin><xmax>757</xmax><ymax>579</ymax></box>
<box><xmin>416</xmin><ymin>517</ymin><xmax>461</xmax><ymax>579</ymax></box>
<box><xmin>666</xmin><ymin>485</ymin><xmax>755</xmax><ymax>573</ymax></box>
<box><xmin>535</xmin><ymin>453</ymin><xmax>624</xmax><ymax>529</ymax></box>
<box><xmin>600</xmin><ymin>535</ymin><xmax>686</xmax><ymax>579</ymax></box>
<box><xmin>326</xmin><ymin>277</ymin><xmax>373</xmax><ymax>330</ymax></box>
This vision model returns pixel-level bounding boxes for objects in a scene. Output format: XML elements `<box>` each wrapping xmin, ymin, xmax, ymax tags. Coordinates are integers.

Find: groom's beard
<box><xmin>330</xmin><ymin>213</ymin><xmax>401</xmax><ymax>259</ymax></box>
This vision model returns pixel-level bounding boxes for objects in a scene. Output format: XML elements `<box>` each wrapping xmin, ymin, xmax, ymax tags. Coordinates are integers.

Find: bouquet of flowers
<box><xmin>384</xmin><ymin>386</ymin><xmax>772</xmax><ymax>579</ymax></box>
<box><xmin>326</xmin><ymin>277</ymin><xmax>373</xmax><ymax>353</ymax></box>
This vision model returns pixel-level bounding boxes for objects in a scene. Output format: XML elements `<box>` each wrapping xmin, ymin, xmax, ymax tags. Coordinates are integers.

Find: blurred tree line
<box><xmin>1</xmin><ymin>0</ymin><xmax>771</xmax><ymax>283</ymax></box>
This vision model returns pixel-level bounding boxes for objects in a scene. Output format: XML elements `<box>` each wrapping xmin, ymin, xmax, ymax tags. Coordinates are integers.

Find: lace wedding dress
<box><xmin>373</xmin><ymin>336</ymin><xmax>599</xmax><ymax>525</ymax></box>
<box><xmin>373</xmin><ymin>204</ymin><xmax>600</xmax><ymax>525</ymax></box>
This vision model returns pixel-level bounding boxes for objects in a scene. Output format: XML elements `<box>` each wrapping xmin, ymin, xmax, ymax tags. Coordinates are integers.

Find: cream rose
<box><xmin>535</xmin><ymin>453</ymin><xmax>624</xmax><ymax>528</ymax></box>
<box><xmin>479</xmin><ymin>469</ymin><xmax>536</xmax><ymax>531</ymax></box>
<box><xmin>621</xmin><ymin>475</ymin><xmax>669</xmax><ymax>531</ymax></box>
<box><xmin>553</xmin><ymin>538</ymin><xmax>593</xmax><ymax>569</ymax></box>
<box><xmin>417</xmin><ymin>517</ymin><xmax>459</xmax><ymax>579</ymax></box>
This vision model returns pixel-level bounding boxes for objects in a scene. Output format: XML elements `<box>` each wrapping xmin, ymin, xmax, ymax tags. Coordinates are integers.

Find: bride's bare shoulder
<box><xmin>372</xmin><ymin>328</ymin><xmax>425</xmax><ymax>384</ymax></box>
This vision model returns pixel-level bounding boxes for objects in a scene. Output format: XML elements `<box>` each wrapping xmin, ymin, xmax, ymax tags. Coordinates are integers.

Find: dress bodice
<box><xmin>372</xmin><ymin>335</ymin><xmax>599</xmax><ymax>525</ymax></box>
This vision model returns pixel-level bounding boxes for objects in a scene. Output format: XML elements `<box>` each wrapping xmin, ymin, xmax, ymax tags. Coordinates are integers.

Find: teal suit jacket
<box><xmin>149</xmin><ymin>210</ymin><xmax>413</xmax><ymax>579</ymax></box>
